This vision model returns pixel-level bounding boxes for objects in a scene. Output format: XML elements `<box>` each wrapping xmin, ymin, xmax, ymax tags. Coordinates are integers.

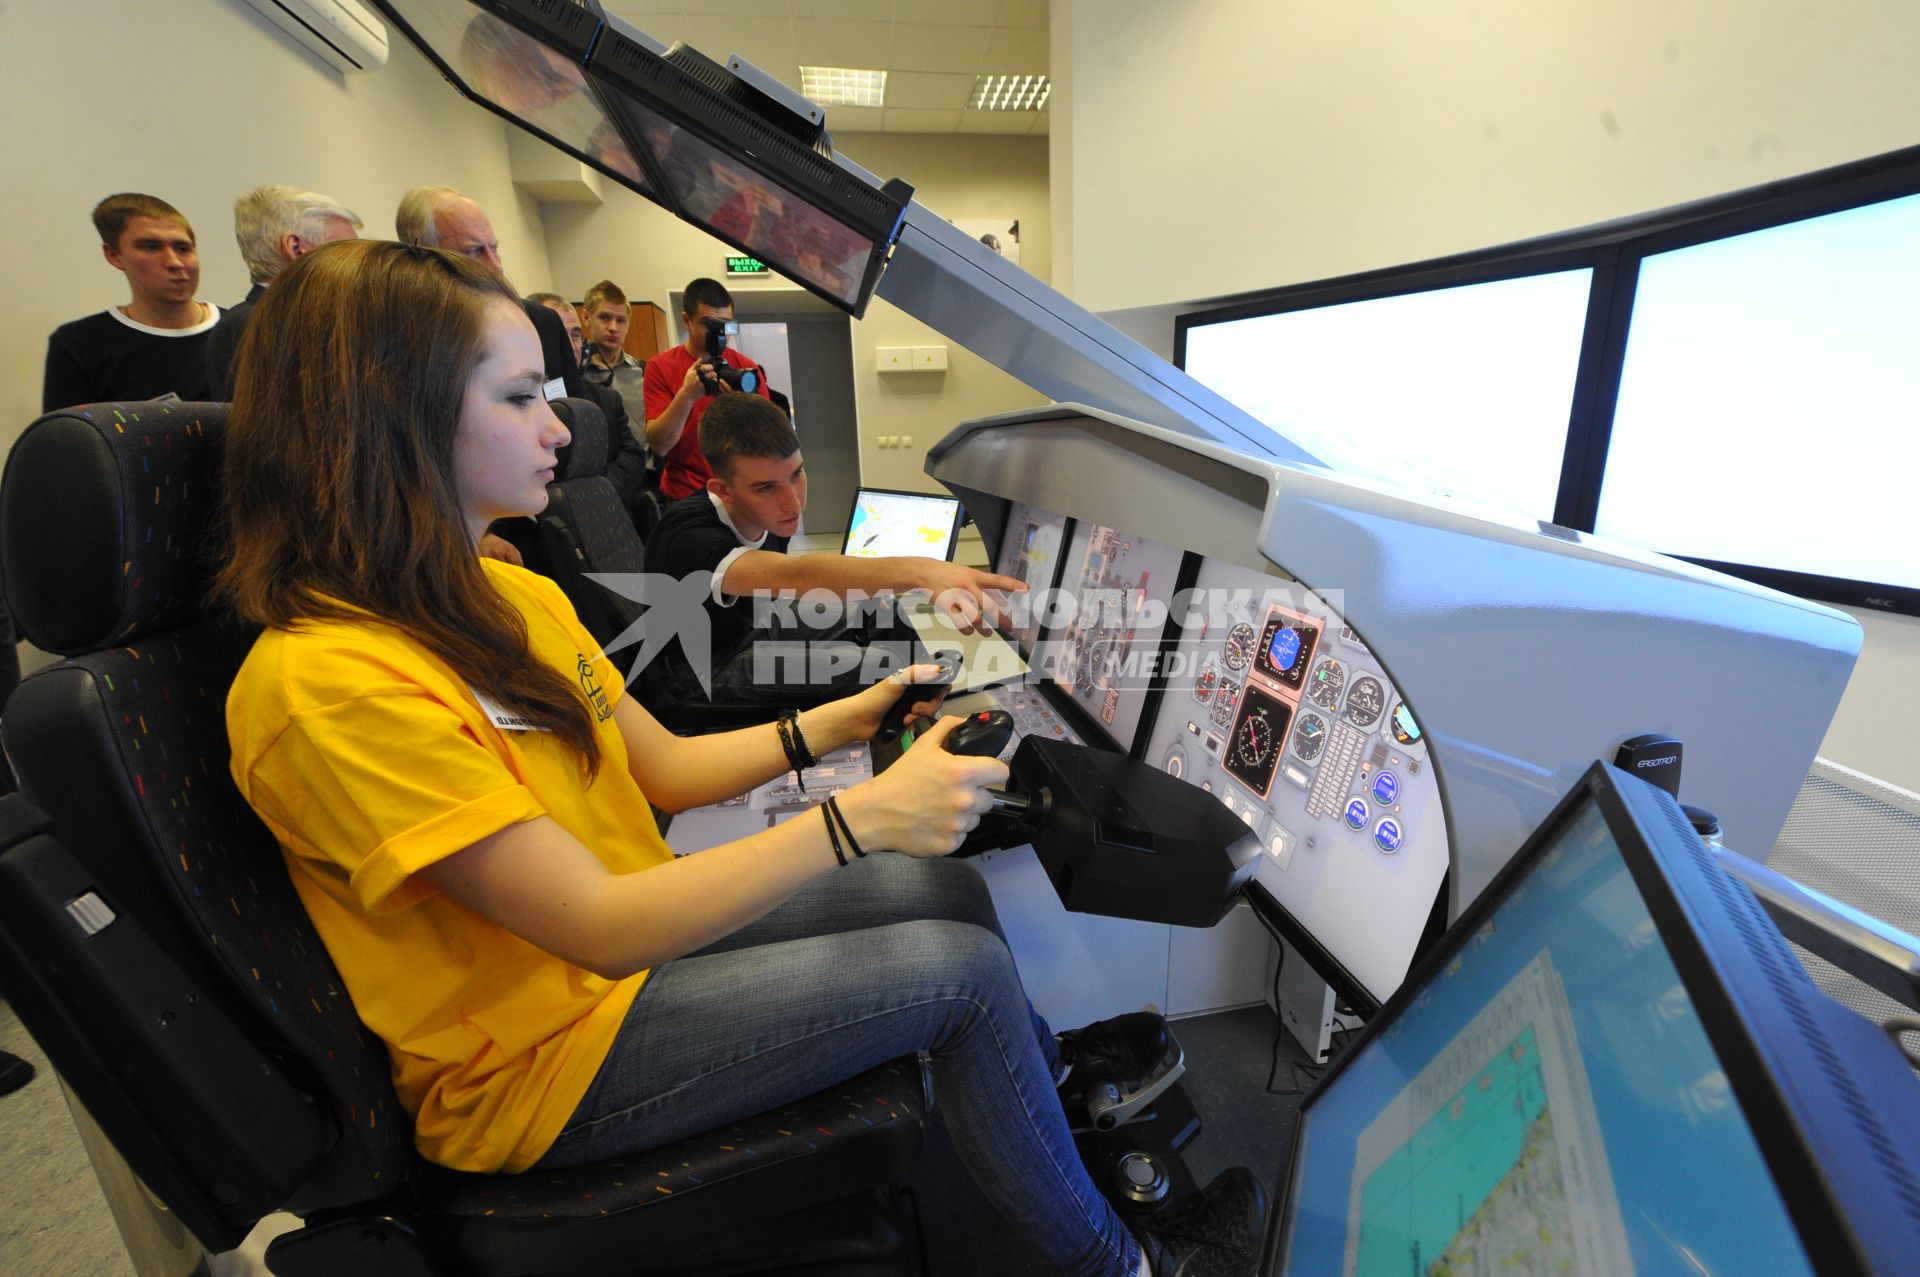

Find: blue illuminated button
<box><xmin>1344</xmin><ymin>797</ymin><xmax>1370</xmax><ymax>830</ymax></box>
<box><xmin>1372</xmin><ymin>771</ymin><xmax>1399</xmax><ymax>805</ymax></box>
<box><xmin>1374</xmin><ymin>817</ymin><xmax>1403</xmax><ymax>854</ymax></box>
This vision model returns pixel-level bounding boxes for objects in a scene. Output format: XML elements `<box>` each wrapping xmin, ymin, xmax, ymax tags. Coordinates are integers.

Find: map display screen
<box><xmin>840</xmin><ymin>488</ymin><xmax>963</xmax><ymax>560</ymax></box>
<box><xmin>1275</xmin><ymin>798</ymin><xmax>1816</xmax><ymax>1276</ymax></box>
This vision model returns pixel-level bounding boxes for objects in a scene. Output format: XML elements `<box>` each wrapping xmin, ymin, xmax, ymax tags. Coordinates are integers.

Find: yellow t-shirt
<box><xmin>227</xmin><ymin>560</ymin><xmax>672</xmax><ymax>1173</ymax></box>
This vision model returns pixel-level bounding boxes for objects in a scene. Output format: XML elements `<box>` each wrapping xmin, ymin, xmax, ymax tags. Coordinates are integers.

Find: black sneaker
<box><xmin>0</xmin><ymin>1049</ymin><xmax>35</xmax><ymax>1098</ymax></box>
<box><xmin>1056</xmin><ymin>1010</ymin><xmax>1187</xmax><ymax>1131</ymax></box>
<box><xmin>1139</xmin><ymin>1166</ymin><xmax>1267</xmax><ymax>1277</ymax></box>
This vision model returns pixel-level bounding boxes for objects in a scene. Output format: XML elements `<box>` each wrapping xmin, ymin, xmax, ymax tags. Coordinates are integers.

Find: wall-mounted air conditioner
<box><xmin>240</xmin><ymin>0</ymin><xmax>389</xmax><ymax>74</ymax></box>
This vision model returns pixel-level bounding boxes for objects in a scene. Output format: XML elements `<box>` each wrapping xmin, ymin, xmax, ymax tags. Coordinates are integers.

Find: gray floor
<box><xmin>2</xmin><ymin>998</ymin><xmax>1315</xmax><ymax>1276</ymax></box>
<box><xmin>1</xmin><ymin>999</ymin><xmax>135</xmax><ymax>1277</ymax></box>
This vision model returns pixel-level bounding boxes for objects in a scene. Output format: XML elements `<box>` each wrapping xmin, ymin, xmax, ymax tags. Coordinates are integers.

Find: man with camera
<box><xmin>643</xmin><ymin>276</ymin><xmax>773</xmax><ymax>501</ymax></box>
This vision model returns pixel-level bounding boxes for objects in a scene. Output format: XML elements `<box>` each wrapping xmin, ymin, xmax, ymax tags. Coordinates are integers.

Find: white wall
<box><xmin>0</xmin><ymin>0</ymin><xmax>556</xmax><ymax>462</ymax></box>
<box><xmin>542</xmin><ymin>132</ymin><xmax>1051</xmax><ymax>495</ymax></box>
<box><xmin>1057</xmin><ymin>0</ymin><xmax>1920</xmax><ymax>314</ymax></box>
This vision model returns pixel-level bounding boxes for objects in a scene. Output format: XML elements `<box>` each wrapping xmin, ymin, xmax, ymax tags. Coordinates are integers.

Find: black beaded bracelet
<box><xmin>826</xmin><ymin>795</ymin><xmax>866</xmax><ymax>859</ymax></box>
<box><xmin>822</xmin><ymin>804</ymin><xmax>848</xmax><ymax>867</ymax></box>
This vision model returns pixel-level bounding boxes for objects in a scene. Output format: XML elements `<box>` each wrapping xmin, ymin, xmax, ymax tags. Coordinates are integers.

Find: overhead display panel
<box><xmin>372</xmin><ymin>0</ymin><xmax>913</xmax><ymax>315</ymax></box>
<box><xmin>375</xmin><ymin>0</ymin><xmax>650</xmax><ymax>193</ymax></box>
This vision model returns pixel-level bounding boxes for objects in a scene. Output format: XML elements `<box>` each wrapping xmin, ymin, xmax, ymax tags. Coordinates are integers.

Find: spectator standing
<box><xmin>43</xmin><ymin>194</ymin><xmax>221</xmax><ymax>411</ymax></box>
<box><xmin>206</xmin><ymin>186</ymin><xmax>362</xmax><ymax>398</ymax></box>
<box><xmin>642</xmin><ymin>277</ymin><xmax>771</xmax><ymax>501</ymax></box>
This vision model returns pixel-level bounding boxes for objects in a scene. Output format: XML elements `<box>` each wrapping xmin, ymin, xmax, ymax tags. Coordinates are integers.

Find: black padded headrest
<box><xmin>1</xmin><ymin>402</ymin><xmax>227</xmax><ymax>656</ymax></box>
<box><xmin>550</xmin><ymin>396</ymin><xmax>607</xmax><ymax>481</ymax></box>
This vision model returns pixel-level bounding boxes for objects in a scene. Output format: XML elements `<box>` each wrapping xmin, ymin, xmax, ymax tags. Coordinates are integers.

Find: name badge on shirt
<box><xmin>543</xmin><ymin>377</ymin><xmax>567</xmax><ymax>402</ymax></box>
<box><xmin>469</xmin><ymin>684</ymin><xmax>552</xmax><ymax>732</ymax></box>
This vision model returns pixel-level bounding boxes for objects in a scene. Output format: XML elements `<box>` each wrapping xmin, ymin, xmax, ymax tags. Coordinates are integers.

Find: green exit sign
<box><xmin>725</xmin><ymin>255</ymin><xmax>768</xmax><ymax>276</ymax></box>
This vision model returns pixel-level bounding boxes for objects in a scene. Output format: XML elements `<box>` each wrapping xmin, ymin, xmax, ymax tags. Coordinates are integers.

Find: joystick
<box><xmin>875</xmin><ymin>650</ymin><xmax>962</xmax><ymax>744</ymax></box>
<box><xmin>943</xmin><ymin>709</ymin><xmax>1015</xmax><ymax>759</ymax></box>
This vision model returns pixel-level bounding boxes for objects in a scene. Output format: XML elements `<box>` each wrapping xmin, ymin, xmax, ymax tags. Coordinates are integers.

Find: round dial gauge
<box><xmin>1194</xmin><ymin>661</ymin><xmax>1218</xmax><ymax>704</ymax></box>
<box><xmin>1307</xmin><ymin>658</ymin><xmax>1346</xmax><ymax>710</ymax></box>
<box><xmin>1224</xmin><ymin>622</ymin><xmax>1257</xmax><ymax>671</ymax></box>
<box><xmin>1344</xmin><ymin>674</ymin><xmax>1386</xmax><ymax>728</ymax></box>
<box><xmin>1161</xmin><ymin>743</ymin><xmax>1187</xmax><ymax>779</ymax></box>
<box><xmin>1293</xmin><ymin>711</ymin><xmax>1328</xmax><ymax>762</ymax></box>
<box><xmin>1232</xmin><ymin>714</ymin><xmax>1274</xmax><ymax>771</ymax></box>
<box><xmin>1211</xmin><ymin>681</ymin><xmax>1240</xmax><ymax>727</ymax></box>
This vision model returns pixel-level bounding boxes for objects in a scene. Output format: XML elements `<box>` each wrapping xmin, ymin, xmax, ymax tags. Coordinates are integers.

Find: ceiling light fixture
<box><xmin>800</xmin><ymin>66</ymin><xmax>887</xmax><ymax>108</ymax></box>
<box><xmin>969</xmin><ymin>74</ymin><xmax>1050</xmax><ymax>111</ymax></box>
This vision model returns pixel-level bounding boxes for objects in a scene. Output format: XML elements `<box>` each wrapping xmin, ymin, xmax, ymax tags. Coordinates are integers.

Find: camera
<box><xmin>696</xmin><ymin>316</ymin><xmax>760</xmax><ymax>396</ymax></box>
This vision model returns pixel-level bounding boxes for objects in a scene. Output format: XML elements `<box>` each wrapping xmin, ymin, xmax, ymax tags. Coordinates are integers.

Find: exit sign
<box><xmin>725</xmin><ymin>255</ymin><xmax>768</xmax><ymax>276</ymax></box>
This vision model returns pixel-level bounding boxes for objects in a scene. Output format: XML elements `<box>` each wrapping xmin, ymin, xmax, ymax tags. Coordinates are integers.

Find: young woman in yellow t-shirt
<box><xmin>217</xmin><ymin>239</ymin><xmax>1260</xmax><ymax>1277</ymax></box>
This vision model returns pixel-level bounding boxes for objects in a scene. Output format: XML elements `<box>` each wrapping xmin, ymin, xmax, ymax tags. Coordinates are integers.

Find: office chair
<box><xmin>537</xmin><ymin>398</ymin><xmax>779</xmax><ymax>735</ymax></box>
<box><xmin>0</xmin><ymin>401</ymin><xmax>927</xmax><ymax>1276</ymax></box>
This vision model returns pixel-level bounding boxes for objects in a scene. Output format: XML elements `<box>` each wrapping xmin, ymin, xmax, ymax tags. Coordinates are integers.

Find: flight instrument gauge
<box><xmin>1306</xmin><ymin>658</ymin><xmax>1346</xmax><ymax>710</ymax></box>
<box><xmin>1293</xmin><ymin>711</ymin><xmax>1328</xmax><ymax>763</ymax></box>
<box><xmin>1344</xmin><ymin>674</ymin><xmax>1386</xmax><ymax>728</ymax></box>
<box><xmin>1211</xmin><ymin>680</ymin><xmax>1240</xmax><ymax>728</ymax></box>
<box><xmin>1223</xmin><ymin>685</ymin><xmax>1293</xmax><ymax>798</ymax></box>
<box><xmin>1224</xmin><ymin>622</ymin><xmax>1257</xmax><ymax>671</ymax></box>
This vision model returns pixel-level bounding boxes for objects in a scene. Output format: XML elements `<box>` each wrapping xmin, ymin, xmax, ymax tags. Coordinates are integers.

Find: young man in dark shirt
<box><xmin>645</xmin><ymin>393</ymin><xmax>1023</xmax><ymax>702</ymax></box>
<box><xmin>43</xmin><ymin>194</ymin><xmax>221</xmax><ymax>412</ymax></box>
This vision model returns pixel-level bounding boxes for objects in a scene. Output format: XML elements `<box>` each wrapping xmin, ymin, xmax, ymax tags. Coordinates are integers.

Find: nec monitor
<box><xmin>1268</xmin><ymin>762</ymin><xmax>1920</xmax><ymax>1277</ymax></box>
<box><xmin>1180</xmin><ymin>268</ymin><xmax>1592</xmax><ymax>524</ymax></box>
<box><xmin>840</xmin><ymin>488</ymin><xmax>963</xmax><ymax>562</ymax></box>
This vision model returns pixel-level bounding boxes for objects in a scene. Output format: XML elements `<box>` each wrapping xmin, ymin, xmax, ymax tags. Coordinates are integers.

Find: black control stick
<box><xmin>875</xmin><ymin>651</ymin><xmax>962</xmax><ymax>744</ymax></box>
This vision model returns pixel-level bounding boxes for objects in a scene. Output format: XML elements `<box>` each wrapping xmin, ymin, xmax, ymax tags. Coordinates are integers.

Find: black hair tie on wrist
<box><xmin>822</xmin><ymin>804</ymin><xmax>848</xmax><ymax>867</ymax></box>
<box><xmin>789</xmin><ymin>710</ymin><xmax>818</xmax><ymax>769</ymax></box>
<box><xmin>826</xmin><ymin>796</ymin><xmax>866</xmax><ymax>859</ymax></box>
<box><xmin>776</xmin><ymin>711</ymin><xmax>808</xmax><ymax>793</ymax></box>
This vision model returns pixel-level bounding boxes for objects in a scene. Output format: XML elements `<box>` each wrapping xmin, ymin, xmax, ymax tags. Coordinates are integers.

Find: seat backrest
<box><xmin>537</xmin><ymin>398</ymin><xmax>645</xmax><ymax>668</ymax></box>
<box><xmin>0</xmin><ymin>402</ymin><xmax>418</xmax><ymax>1225</ymax></box>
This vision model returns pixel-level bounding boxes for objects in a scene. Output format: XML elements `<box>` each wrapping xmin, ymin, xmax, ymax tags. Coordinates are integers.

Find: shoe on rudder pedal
<box><xmin>1139</xmin><ymin>1166</ymin><xmax>1267</xmax><ymax>1277</ymax></box>
<box><xmin>1056</xmin><ymin>1010</ymin><xmax>1186</xmax><ymax>1132</ymax></box>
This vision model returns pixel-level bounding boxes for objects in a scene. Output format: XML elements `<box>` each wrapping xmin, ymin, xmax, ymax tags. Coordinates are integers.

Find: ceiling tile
<box><xmin>982</xmin><ymin>26</ymin><xmax>1047</xmax><ymax>74</ymax></box>
<box><xmin>882</xmin><ymin>108</ymin><xmax>964</xmax><ymax>133</ymax></box>
<box><xmin>894</xmin><ymin>0</ymin><xmax>1001</xmax><ymax>24</ymax></box>
<box><xmin>791</xmin><ymin>17</ymin><xmax>894</xmax><ymax>67</ymax></box>
<box><xmin>995</xmin><ymin>0</ymin><xmax>1048</xmax><ymax>30</ymax></box>
<box><xmin>891</xmin><ymin>22</ymin><xmax>990</xmax><ymax>72</ymax></box>
<box><xmin>686</xmin><ymin>0</ymin><xmax>796</xmax><ymax>15</ymax></box>
<box><xmin>956</xmin><ymin>109</ymin><xmax>1036</xmax><ymax>133</ymax></box>
<box><xmin>685</xmin><ymin>15</ymin><xmax>795</xmax><ymax>69</ymax></box>
<box><xmin>884</xmin><ymin>71</ymin><xmax>975</xmax><ymax>110</ymax></box>
<box><xmin>958</xmin><ymin>109</ymin><xmax>1037</xmax><ymax>133</ymax></box>
<box><xmin>791</xmin><ymin>0</ymin><xmax>890</xmax><ymax>17</ymax></box>
<box><xmin>823</xmin><ymin>104</ymin><xmax>887</xmax><ymax>133</ymax></box>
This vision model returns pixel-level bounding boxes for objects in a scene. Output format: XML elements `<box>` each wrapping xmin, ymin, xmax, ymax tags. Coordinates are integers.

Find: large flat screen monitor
<box><xmin>1268</xmin><ymin>762</ymin><xmax>1920</xmax><ymax>1277</ymax></box>
<box><xmin>1180</xmin><ymin>269</ymin><xmax>1592</xmax><ymax>523</ymax></box>
<box><xmin>374</xmin><ymin>0</ymin><xmax>652</xmax><ymax>193</ymax></box>
<box><xmin>372</xmin><ymin>0</ymin><xmax>913</xmax><ymax>316</ymax></box>
<box><xmin>1593</xmin><ymin>191</ymin><xmax>1920</xmax><ymax>595</ymax></box>
<box><xmin>991</xmin><ymin>503</ymin><xmax>1071</xmax><ymax>657</ymax></box>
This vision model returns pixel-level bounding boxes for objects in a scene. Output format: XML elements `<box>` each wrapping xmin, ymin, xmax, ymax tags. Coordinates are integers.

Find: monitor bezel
<box><xmin>1265</xmin><ymin>760</ymin><xmax>1891</xmax><ymax>1276</ymax></box>
<box><xmin>837</xmin><ymin>486</ymin><xmax>964</xmax><ymax>563</ymax></box>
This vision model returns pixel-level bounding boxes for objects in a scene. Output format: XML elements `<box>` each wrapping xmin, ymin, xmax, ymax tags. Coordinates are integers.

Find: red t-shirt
<box><xmin>642</xmin><ymin>344</ymin><xmax>772</xmax><ymax>501</ymax></box>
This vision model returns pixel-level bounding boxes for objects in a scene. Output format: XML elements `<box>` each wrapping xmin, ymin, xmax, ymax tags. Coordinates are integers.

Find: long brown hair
<box><xmin>216</xmin><ymin>238</ymin><xmax>601</xmax><ymax>774</ymax></box>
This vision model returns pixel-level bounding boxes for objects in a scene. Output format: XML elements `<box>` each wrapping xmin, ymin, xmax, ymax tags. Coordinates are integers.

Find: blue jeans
<box><xmin>534</xmin><ymin>854</ymin><xmax>1140</xmax><ymax>1277</ymax></box>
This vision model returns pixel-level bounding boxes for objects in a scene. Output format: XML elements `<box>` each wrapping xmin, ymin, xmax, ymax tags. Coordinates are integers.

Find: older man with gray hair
<box><xmin>396</xmin><ymin>185</ymin><xmax>652</xmax><ymax>562</ymax></box>
<box><xmin>205</xmin><ymin>185</ymin><xmax>362</xmax><ymax>398</ymax></box>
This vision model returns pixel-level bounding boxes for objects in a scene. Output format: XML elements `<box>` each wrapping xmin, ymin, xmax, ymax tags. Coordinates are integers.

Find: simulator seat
<box><xmin>0</xmin><ymin>401</ymin><xmax>929</xmax><ymax>1276</ymax></box>
<box><xmin>537</xmin><ymin>397</ymin><xmax>777</xmax><ymax>735</ymax></box>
